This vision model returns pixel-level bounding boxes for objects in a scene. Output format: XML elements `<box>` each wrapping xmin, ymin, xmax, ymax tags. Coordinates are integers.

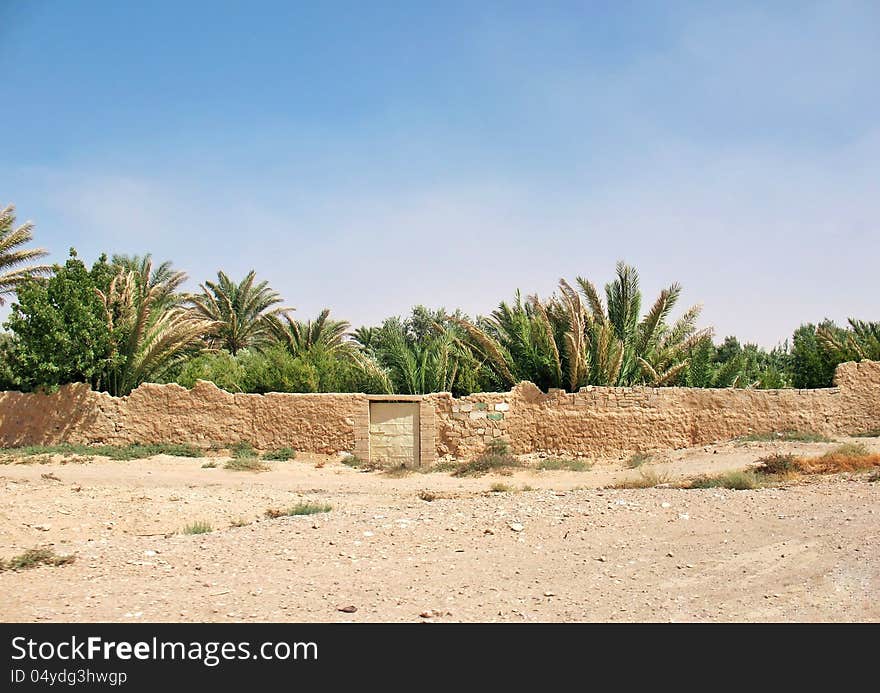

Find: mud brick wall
<box><xmin>0</xmin><ymin>361</ymin><xmax>878</xmax><ymax>461</ymax></box>
<box><xmin>0</xmin><ymin>380</ymin><xmax>369</xmax><ymax>455</ymax></box>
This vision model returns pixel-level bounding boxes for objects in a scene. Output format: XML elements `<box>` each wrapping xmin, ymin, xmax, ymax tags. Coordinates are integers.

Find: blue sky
<box><xmin>1</xmin><ymin>0</ymin><xmax>878</xmax><ymax>346</ymax></box>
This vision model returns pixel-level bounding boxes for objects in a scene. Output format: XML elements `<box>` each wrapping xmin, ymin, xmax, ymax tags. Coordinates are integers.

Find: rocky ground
<box><xmin>1</xmin><ymin>437</ymin><xmax>878</xmax><ymax>622</ymax></box>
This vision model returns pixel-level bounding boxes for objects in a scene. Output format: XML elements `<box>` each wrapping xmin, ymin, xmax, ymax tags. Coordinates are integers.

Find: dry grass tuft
<box><xmin>613</xmin><ymin>469</ymin><xmax>667</xmax><ymax>489</ymax></box>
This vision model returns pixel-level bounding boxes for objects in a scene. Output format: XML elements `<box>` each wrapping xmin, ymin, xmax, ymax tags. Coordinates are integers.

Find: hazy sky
<box><xmin>1</xmin><ymin>1</ymin><xmax>877</xmax><ymax>346</ymax></box>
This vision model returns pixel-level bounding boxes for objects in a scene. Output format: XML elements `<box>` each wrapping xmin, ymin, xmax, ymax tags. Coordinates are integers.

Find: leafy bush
<box><xmin>173</xmin><ymin>351</ymin><xmax>247</xmax><ymax>392</ymax></box>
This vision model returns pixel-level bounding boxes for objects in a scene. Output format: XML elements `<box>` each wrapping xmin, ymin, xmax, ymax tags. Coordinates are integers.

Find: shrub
<box><xmin>489</xmin><ymin>482</ymin><xmax>513</xmax><ymax>492</ymax></box>
<box><xmin>231</xmin><ymin>441</ymin><xmax>256</xmax><ymax>459</ymax></box>
<box><xmin>224</xmin><ymin>457</ymin><xmax>270</xmax><ymax>472</ymax></box>
<box><xmin>173</xmin><ymin>350</ymin><xmax>246</xmax><ymax>392</ymax></box>
<box><xmin>453</xmin><ymin>440</ymin><xmax>521</xmax><ymax>477</ymax></box>
<box><xmin>266</xmin><ymin>503</ymin><xmax>331</xmax><ymax>518</ymax></box>
<box><xmin>0</xmin><ymin>548</ymin><xmax>75</xmax><ymax>571</ymax></box>
<box><xmin>685</xmin><ymin>470</ymin><xmax>760</xmax><ymax>490</ymax></box>
<box><xmin>182</xmin><ymin>521</ymin><xmax>212</xmax><ymax>535</ymax></box>
<box><xmin>262</xmin><ymin>447</ymin><xmax>296</xmax><ymax>461</ymax></box>
<box><xmin>613</xmin><ymin>469</ymin><xmax>667</xmax><ymax>489</ymax></box>
<box><xmin>627</xmin><ymin>452</ymin><xmax>651</xmax><ymax>468</ymax></box>
<box><xmin>754</xmin><ymin>453</ymin><xmax>799</xmax><ymax>476</ymax></box>
<box><xmin>238</xmin><ymin>345</ymin><xmax>320</xmax><ymax>394</ymax></box>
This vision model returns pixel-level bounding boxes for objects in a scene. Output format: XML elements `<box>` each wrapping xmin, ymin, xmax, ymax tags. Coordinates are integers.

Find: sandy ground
<box><xmin>1</xmin><ymin>438</ymin><xmax>878</xmax><ymax>622</ymax></box>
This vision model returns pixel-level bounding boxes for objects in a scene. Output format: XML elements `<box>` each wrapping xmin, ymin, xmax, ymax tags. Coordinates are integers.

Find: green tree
<box><xmin>4</xmin><ymin>250</ymin><xmax>117</xmax><ymax>391</ymax></box>
<box><xmin>791</xmin><ymin>322</ymin><xmax>840</xmax><ymax>388</ymax></box>
<box><xmin>0</xmin><ymin>204</ymin><xmax>51</xmax><ymax>305</ymax></box>
<box><xmin>188</xmin><ymin>270</ymin><xmax>291</xmax><ymax>355</ymax></box>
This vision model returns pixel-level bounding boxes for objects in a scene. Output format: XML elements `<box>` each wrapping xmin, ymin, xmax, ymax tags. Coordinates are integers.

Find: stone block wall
<box><xmin>0</xmin><ymin>361</ymin><xmax>877</xmax><ymax>462</ymax></box>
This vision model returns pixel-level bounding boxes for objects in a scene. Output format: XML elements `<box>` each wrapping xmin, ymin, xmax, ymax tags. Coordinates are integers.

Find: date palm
<box><xmin>456</xmin><ymin>262</ymin><xmax>709</xmax><ymax>390</ymax></box>
<box><xmin>0</xmin><ymin>204</ymin><xmax>51</xmax><ymax>304</ymax></box>
<box><xmin>98</xmin><ymin>258</ymin><xmax>216</xmax><ymax>395</ymax></box>
<box><xmin>188</xmin><ymin>270</ymin><xmax>292</xmax><ymax>355</ymax></box>
<box><xmin>274</xmin><ymin>309</ymin><xmax>351</xmax><ymax>357</ymax></box>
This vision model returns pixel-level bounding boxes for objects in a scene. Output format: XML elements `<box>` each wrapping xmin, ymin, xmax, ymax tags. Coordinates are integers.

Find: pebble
<box><xmin>337</xmin><ymin>605</ymin><xmax>358</xmax><ymax>613</ymax></box>
<box><xmin>508</xmin><ymin>522</ymin><xmax>524</xmax><ymax>532</ymax></box>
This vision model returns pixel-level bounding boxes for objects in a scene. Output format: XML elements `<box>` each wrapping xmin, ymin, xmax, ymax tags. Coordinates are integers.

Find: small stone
<box><xmin>678</xmin><ymin>513</ymin><xmax>689</xmax><ymax>520</ymax></box>
<box><xmin>661</xmin><ymin>502</ymin><xmax>671</xmax><ymax>509</ymax></box>
<box><xmin>144</xmin><ymin>550</ymin><xmax>157</xmax><ymax>557</ymax></box>
<box><xmin>544</xmin><ymin>591</ymin><xmax>555</xmax><ymax>597</ymax></box>
<box><xmin>337</xmin><ymin>605</ymin><xmax>357</xmax><ymax>613</ymax></box>
<box><xmin>483</xmin><ymin>528</ymin><xmax>495</xmax><ymax>535</ymax></box>
<box><xmin>508</xmin><ymin>522</ymin><xmax>524</xmax><ymax>532</ymax></box>
<box><xmin>597</xmin><ymin>556</ymin><xmax>607</xmax><ymax>562</ymax></box>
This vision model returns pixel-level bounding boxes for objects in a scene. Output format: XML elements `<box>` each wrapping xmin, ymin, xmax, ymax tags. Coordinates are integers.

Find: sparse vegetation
<box><xmin>737</xmin><ymin>431</ymin><xmax>833</xmax><ymax>443</ymax></box>
<box><xmin>201</xmin><ymin>460</ymin><xmax>218</xmax><ymax>468</ymax></box>
<box><xmin>418</xmin><ymin>490</ymin><xmax>437</xmax><ymax>502</ymax></box>
<box><xmin>754</xmin><ymin>453</ymin><xmax>799</xmax><ymax>476</ymax></box>
<box><xmin>489</xmin><ymin>482</ymin><xmax>513</xmax><ymax>492</ymax></box>
<box><xmin>266</xmin><ymin>502</ymin><xmax>332</xmax><ymax>518</ymax></box>
<box><xmin>627</xmin><ymin>452</ymin><xmax>651</xmax><ymax>468</ymax></box>
<box><xmin>795</xmin><ymin>444</ymin><xmax>880</xmax><ymax>474</ymax></box>
<box><xmin>0</xmin><ymin>547</ymin><xmax>75</xmax><ymax>572</ymax></box>
<box><xmin>182</xmin><ymin>521</ymin><xmax>212</xmax><ymax>535</ymax></box>
<box><xmin>262</xmin><ymin>447</ymin><xmax>296</xmax><ymax>461</ymax></box>
<box><xmin>538</xmin><ymin>458</ymin><xmax>591</xmax><ymax>471</ymax></box>
<box><xmin>231</xmin><ymin>441</ymin><xmax>256</xmax><ymax>459</ymax></box>
<box><xmin>613</xmin><ymin>469</ymin><xmax>667</xmax><ymax>489</ymax></box>
<box><xmin>852</xmin><ymin>430</ymin><xmax>880</xmax><ymax>438</ymax></box>
<box><xmin>0</xmin><ymin>442</ymin><xmax>201</xmax><ymax>462</ymax></box>
<box><xmin>340</xmin><ymin>454</ymin><xmax>368</xmax><ymax>468</ymax></box>
<box><xmin>230</xmin><ymin>517</ymin><xmax>250</xmax><ymax>527</ymax></box>
<box><xmin>684</xmin><ymin>470</ymin><xmax>761</xmax><ymax>490</ymax></box>
<box><xmin>381</xmin><ymin>464</ymin><xmax>412</xmax><ymax>478</ymax></box>
<box><xmin>452</xmin><ymin>440</ymin><xmax>521</xmax><ymax>477</ymax></box>
<box><xmin>224</xmin><ymin>457</ymin><xmax>270</xmax><ymax>472</ymax></box>
<box><xmin>427</xmin><ymin>460</ymin><xmax>457</xmax><ymax>473</ymax></box>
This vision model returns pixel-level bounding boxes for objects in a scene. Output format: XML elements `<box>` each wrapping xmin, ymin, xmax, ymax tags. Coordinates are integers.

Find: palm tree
<box><xmin>187</xmin><ymin>270</ymin><xmax>292</xmax><ymax>355</ymax></box>
<box><xmin>818</xmin><ymin>318</ymin><xmax>880</xmax><ymax>362</ymax></box>
<box><xmin>456</xmin><ymin>262</ymin><xmax>709</xmax><ymax>391</ymax></box>
<box><xmin>0</xmin><ymin>204</ymin><xmax>51</xmax><ymax>305</ymax></box>
<box><xmin>98</xmin><ymin>258</ymin><xmax>216</xmax><ymax>395</ymax></box>
<box><xmin>370</xmin><ymin>319</ymin><xmax>462</xmax><ymax>394</ymax></box>
<box><xmin>274</xmin><ymin>309</ymin><xmax>351</xmax><ymax>357</ymax></box>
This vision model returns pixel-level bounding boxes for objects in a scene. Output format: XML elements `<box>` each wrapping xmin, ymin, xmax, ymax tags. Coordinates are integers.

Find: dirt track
<box><xmin>1</xmin><ymin>438</ymin><xmax>878</xmax><ymax>622</ymax></box>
